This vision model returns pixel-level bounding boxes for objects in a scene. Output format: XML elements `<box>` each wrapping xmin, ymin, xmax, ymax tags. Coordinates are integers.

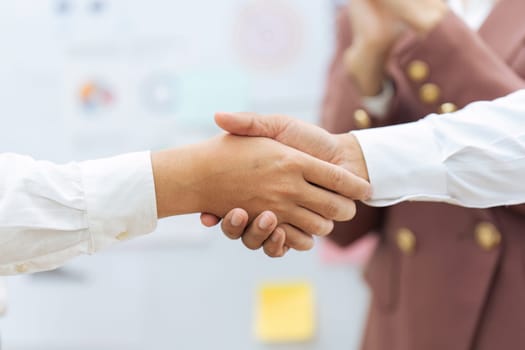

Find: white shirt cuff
<box><xmin>352</xmin><ymin>120</ymin><xmax>449</xmax><ymax>207</ymax></box>
<box><xmin>361</xmin><ymin>80</ymin><xmax>395</xmax><ymax>119</ymax></box>
<box><xmin>79</xmin><ymin>151</ymin><xmax>158</xmax><ymax>252</ymax></box>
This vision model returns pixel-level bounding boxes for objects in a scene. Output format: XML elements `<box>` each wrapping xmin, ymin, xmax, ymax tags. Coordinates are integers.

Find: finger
<box><xmin>298</xmin><ymin>184</ymin><xmax>358</xmax><ymax>222</ymax></box>
<box><xmin>302</xmin><ymin>155</ymin><xmax>370</xmax><ymax>201</ymax></box>
<box><xmin>221</xmin><ymin>208</ymin><xmax>249</xmax><ymax>240</ymax></box>
<box><xmin>286</xmin><ymin>207</ymin><xmax>334</xmax><ymax>237</ymax></box>
<box><xmin>215</xmin><ymin>112</ymin><xmax>335</xmax><ymax>161</ymax></box>
<box><xmin>200</xmin><ymin>213</ymin><xmax>221</xmax><ymax>227</ymax></box>
<box><xmin>279</xmin><ymin>224</ymin><xmax>315</xmax><ymax>251</ymax></box>
<box><xmin>262</xmin><ymin>227</ymin><xmax>287</xmax><ymax>258</ymax></box>
<box><xmin>241</xmin><ymin>211</ymin><xmax>279</xmax><ymax>250</ymax></box>
<box><xmin>215</xmin><ymin>112</ymin><xmax>291</xmax><ymax>139</ymax></box>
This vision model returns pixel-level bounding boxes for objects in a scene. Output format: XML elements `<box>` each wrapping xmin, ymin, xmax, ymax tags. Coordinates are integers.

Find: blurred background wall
<box><xmin>0</xmin><ymin>0</ymin><xmax>370</xmax><ymax>349</ymax></box>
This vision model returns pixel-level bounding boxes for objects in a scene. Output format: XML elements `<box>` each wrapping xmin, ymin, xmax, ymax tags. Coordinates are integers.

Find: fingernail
<box><xmin>231</xmin><ymin>212</ymin><xmax>243</xmax><ymax>227</ymax></box>
<box><xmin>271</xmin><ymin>228</ymin><xmax>285</xmax><ymax>243</ymax></box>
<box><xmin>258</xmin><ymin>213</ymin><xmax>273</xmax><ymax>230</ymax></box>
<box><xmin>364</xmin><ymin>185</ymin><xmax>373</xmax><ymax>200</ymax></box>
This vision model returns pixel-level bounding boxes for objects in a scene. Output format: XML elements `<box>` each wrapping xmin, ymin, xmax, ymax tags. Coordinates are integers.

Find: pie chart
<box><xmin>78</xmin><ymin>80</ymin><xmax>115</xmax><ymax>114</ymax></box>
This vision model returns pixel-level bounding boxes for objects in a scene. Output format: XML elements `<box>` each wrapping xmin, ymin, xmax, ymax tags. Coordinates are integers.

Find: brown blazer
<box><xmin>321</xmin><ymin>1</ymin><xmax>525</xmax><ymax>349</ymax></box>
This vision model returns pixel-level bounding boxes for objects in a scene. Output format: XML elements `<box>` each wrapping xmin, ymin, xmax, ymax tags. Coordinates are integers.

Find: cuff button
<box><xmin>117</xmin><ymin>231</ymin><xmax>130</xmax><ymax>241</ymax></box>
<box><xmin>16</xmin><ymin>264</ymin><xmax>29</xmax><ymax>274</ymax></box>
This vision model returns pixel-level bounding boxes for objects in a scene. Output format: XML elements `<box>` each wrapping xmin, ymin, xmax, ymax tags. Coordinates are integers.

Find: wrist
<box><xmin>336</xmin><ymin>133</ymin><xmax>370</xmax><ymax>182</ymax></box>
<box><xmin>344</xmin><ymin>45</ymin><xmax>387</xmax><ymax>96</ymax></box>
<box><xmin>151</xmin><ymin>144</ymin><xmax>205</xmax><ymax>218</ymax></box>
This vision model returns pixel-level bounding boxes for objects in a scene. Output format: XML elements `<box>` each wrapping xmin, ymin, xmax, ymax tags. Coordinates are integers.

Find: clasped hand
<box><xmin>199</xmin><ymin>112</ymin><xmax>370</xmax><ymax>258</ymax></box>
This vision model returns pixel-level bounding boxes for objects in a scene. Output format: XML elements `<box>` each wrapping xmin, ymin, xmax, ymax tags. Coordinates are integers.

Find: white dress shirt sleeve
<box><xmin>0</xmin><ymin>151</ymin><xmax>157</xmax><ymax>275</ymax></box>
<box><xmin>353</xmin><ymin>89</ymin><xmax>525</xmax><ymax>208</ymax></box>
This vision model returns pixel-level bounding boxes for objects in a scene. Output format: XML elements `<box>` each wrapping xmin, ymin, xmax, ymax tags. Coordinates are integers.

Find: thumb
<box><xmin>216</xmin><ymin>111</ymin><xmax>339</xmax><ymax>164</ymax></box>
<box><xmin>214</xmin><ymin>112</ymin><xmax>289</xmax><ymax>139</ymax></box>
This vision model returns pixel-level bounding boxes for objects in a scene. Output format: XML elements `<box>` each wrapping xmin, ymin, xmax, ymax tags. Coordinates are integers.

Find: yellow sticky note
<box><xmin>255</xmin><ymin>282</ymin><xmax>315</xmax><ymax>343</ymax></box>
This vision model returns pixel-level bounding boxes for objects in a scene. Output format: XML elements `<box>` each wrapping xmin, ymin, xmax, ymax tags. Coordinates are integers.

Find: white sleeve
<box><xmin>352</xmin><ymin>89</ymin><xmax>525</xmax><ymax>208</ymax></box>
<box><xmin>0</xmin><ymin>151</ymin><xmax>158</xmax><ymax>275</ymax></box>
<box><xmin>361</xmin><ymin>80</ymin><xmax>395</xmax><ymax>118</ymax></box>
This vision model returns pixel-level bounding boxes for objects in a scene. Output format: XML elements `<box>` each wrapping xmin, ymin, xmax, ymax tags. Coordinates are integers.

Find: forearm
<box><xmin>152</xmin><ymin>144</ymin><xmax>203</xmax><ymax>218</ymax></box>
<box><xmin>398</xmin><ymin>11</ymin><xmax>524</xmax><ymax>109</ymax></box>
<box><xmin>345</xmin><ymin>43</ymin><xmax>388</xmax><ymax>97</ymax></box>
<box><xmin>322</xmin><ymin>6</ymin><xmax>399</xmax><ymax>136</ymax></box>
<box><xmin>351</xmin><ymin>90</ymin><xmax>525</xmax><ymax>208</ymax></box>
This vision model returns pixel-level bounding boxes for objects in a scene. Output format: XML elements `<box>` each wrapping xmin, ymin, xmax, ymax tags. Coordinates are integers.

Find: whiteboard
<box><xmin>0</xmin><ymin>0</ymin><xmax>337</xmax><ymax>246</ymax></box>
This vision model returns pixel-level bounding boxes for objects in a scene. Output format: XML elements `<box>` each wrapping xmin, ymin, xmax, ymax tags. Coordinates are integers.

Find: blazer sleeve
<box><xmin>321</xmin><ymin>8</ymin><xmax>402</xmax><ymax>132</ymax></box>
<box><xmin>394</xmin><ymin>10</ymin><xmax>525</xmax><ymax>114</ymax></box>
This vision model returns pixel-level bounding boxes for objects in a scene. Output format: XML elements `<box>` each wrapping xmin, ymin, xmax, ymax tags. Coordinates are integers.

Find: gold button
<box><xmin>16</xmin><ymin>264</ymin><xmax>29</xmax><ymax>273</ymax></box>
<box><xmin>475</xmin><ymin>222</ymin><xmax>501</xmax><ymax>251</ymax></box>
<box><xmin>396</xmin><ymin>228</ymin><xmax>416</xmax><ymax>255</ymax></box>
<box><xmin>439</xmin><ymin>102</ymin><xmax>458</xmax><ymax>114</ymax></box>
<box><xmin>354</xmin><ymin>109</ymin><xmax>371</xmax><ymax>129</ymax></box>
<box><xmin>116</xmin><ymin>231</ymin><xmax>130</xmax><ymax>241</ymax></box>
<box><xmin>420</xmin><ymin>83</ymin><xmax>441</xmax><ymax>104</ymax></box>
<box><xmin>407</xmin><ymin>60</ymin><xmax>430</xmax><ymax>82</ymax></box>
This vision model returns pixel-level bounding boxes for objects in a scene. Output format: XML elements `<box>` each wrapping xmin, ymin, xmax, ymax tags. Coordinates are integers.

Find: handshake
<box><xmin>152</xmin><ymin>112</ymin><xmax>371</xmax><ymax>258</ymax></box>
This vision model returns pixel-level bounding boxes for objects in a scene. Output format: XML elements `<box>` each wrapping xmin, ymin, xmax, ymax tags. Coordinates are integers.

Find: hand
<box><xmin>202</xmin><ymin>208</ymin><xmax>289</xmax><ymax>257</ymax></box>
<box><xmin>348</xmin><ymin>0</ymin><xmax>402</xmax><ymax>55</ymax></box>
<box><xmin>215</xmin><ymin>113</ymin><xmax>369</xmax><ymax>179</ymax></box>
<box><xmin>153</xmin><ymin>133</ymin><xmax>369</xmax><ymax>240</ymax></box>
<box><xmin>344</xmin><ymin>0</ymin><xmax>404</xmax><ymax>96</ymax></box>
<box><xmin>376</xmin><ymin>0</ymin><xmax>448</xmax><ymax>34</ymax></box>
<box><xmin>200</xmin><ymin>112</ymin><xmax>371</xmax><ymax>257</ymax></box>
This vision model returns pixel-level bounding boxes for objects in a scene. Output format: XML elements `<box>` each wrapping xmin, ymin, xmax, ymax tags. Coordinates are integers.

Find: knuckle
<box><xmin>328</xmin><ymin>167</ymin><xmax>346</xmax><ymax>190</ymax></box>
<box><xmin>225</xmin><ymin>231</ymin><xmax>241</xmax><ymax>240</ymax></box>
<box><xmin>241</xmin><ymin>236</ymin><xmax>262</xmax><ymax>251</ymax></box>
<box><xmin>221</xmin><ymin>225</ymin><xmax>241</xmax><ymax>240</ymax></box>
<box><xmin>274</xmin><ymin>181</ymin><xmax>295</xmax><ymax>197</ymax></box>
<box><xmin>264</xmin><ymin>245</ymin><xmax>281</xmax><ymax>258</ymax></box>
<box><xmin>294</xmin><ymin>236</ymin><xmax>314</xmax><ymax>251</ymax></box>
<box><xmin>306</xmin><ymin>220</ymin><xmax>322</xmax><ymax>235</ymax></box>
<box><xmin>304</xmin><ymin>218</ymin><xmax>329</xmax><ymax>236</ymax></box>
<box><xmin>324</xmin><ymin>200</ymin><xmax>342</xmax><ymax>220</ymax></box>
<box><xmin>277</xmin><ymin>154</ymin><xmax>301</xmax><ymax>173</ymax></box>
